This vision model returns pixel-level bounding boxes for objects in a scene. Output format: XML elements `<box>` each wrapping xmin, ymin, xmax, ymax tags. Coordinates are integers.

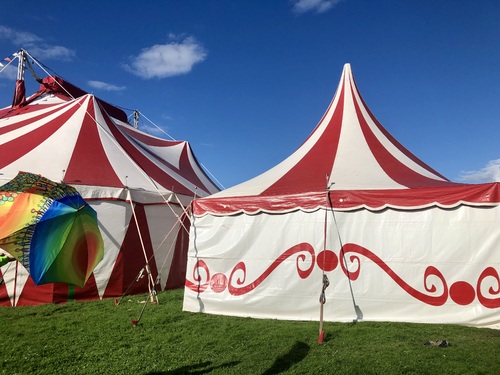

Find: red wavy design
<box><xmin>228</xmin><ymin>243</ymin><xmax>315</xmax><ymax>296</ymax></box>
<box><xmin>185</xmin><ymin>241</ymin><xmax>499</xmax><ymax>309</ymax></box>
<box><xmin>477</xmin><ymin>267</ymin><xmax>500</xmax><ymax>308</ymax></box>
<box><xmin>340</xmin><ymin>243</ymin><xmax>448</xmax><ymax>306</ymax></box>
<box><xmin>185</xmin><ymin>259</ymin><xmax>210</xmax><ymax>293</ymax></box>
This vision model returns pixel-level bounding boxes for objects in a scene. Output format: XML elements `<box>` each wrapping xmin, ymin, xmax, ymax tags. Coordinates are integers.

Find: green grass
<box><xmin>1</xmin><ymin>289</ymin><xmax>499</xmax><ymax>374</ymax></box>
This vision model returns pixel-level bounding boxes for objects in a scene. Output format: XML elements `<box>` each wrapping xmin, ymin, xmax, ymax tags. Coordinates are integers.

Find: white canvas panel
<box><xmin>145</xmin><ymin>204</ymin><xmax>183</xmax><ymax>289</ymax></box>
<box><xmin>184</xmin><ymin>205</ymin><xmax>500</xmax><ymax>328</ymax></box>
<box><xmin>90</xmin><ymin>201</ymin><xmax>130</xmax><ymax>297</ymax></box>
<box><xmin>0</xmin><ymin>261</ymin><xmax>29</xmax><ymax>306</ymax></box>
<box><xmin>330</xmin><ymin>74</ymin><xmax>405</xmax><ymax>190</ymax></box>
<box><xmin>0</xmin><ymin>101</ymin><xmax>85</xmax><ymax>182</ymax></box>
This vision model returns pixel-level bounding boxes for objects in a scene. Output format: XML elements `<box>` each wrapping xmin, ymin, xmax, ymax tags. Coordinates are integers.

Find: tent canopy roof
<box><xmin>0</xmin><ymin>74</ymin><xmax>220</xmax><ymax>200</ymax></box>
<box><xmin>193</xmin><ymin>64</ymin><xmax>500</xmax><ymax>215</ymax></box>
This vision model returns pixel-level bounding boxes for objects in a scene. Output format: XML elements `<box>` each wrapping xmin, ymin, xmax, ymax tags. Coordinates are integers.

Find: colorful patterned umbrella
<box><xmin>0</xmin><ymin>171</ymin><xmax>104</xmax><ymax>287</ymax></box>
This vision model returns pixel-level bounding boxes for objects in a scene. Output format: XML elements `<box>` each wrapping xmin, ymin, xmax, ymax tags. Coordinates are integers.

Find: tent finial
<box><xmin>11</xmin><ymin>50</ymin><xmax>27</xmax><ymax>108</ymax></box>
<box><xmin>133</xmin><ymin>110</ymin><xmax>139</xmax><ymax>129</ymax></box>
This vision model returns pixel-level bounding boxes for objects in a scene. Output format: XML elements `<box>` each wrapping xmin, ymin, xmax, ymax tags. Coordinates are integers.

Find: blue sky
<box><xmin>1</xmin><ymin>0</ymin><xmax>499</xmax><ymax>189</ymax></box>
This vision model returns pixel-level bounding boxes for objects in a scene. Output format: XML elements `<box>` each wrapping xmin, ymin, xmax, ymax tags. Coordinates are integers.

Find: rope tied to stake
<box><xmin>319</xmin><ymin>274</ymin><xmax>330</xmax><ymax>304</ymax></box>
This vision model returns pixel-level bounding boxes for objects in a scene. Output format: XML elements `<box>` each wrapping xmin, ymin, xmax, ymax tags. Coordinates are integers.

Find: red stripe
<box><xmin>120</xmin><ymin>126</ymin><xmax>183</xmax><ymax>147</ymax></box>
<box><xmin>12</xmin><ymin>277</ymin><xmax>68</xmax><ymax>306</ymax></box>
<box><xmin>72</xmin><ymin>273</ymin><xmax>100</xmax><ymax>302</ymax></box>
<box><xmin>0</xmin><ymin>101</ymin><xmax>81</xmax><ymax>170</ymax></box>
<box><xmin>193</xmin><ymin>182</ymin><xmax>500</xmax><ymax>215</ymax></box>
<box><xmin>0</xmin><ymin>102</ymin><xmax>74</xmax><ymax>136</ymax></box>
<box><xmin>6</xmin><ymin>103</ymin><xmax>67</xmax><ymax>117</ymax></box>
<box><xmin>120</xmin><ymin>125</ymin><xmax>217</xmax><ymax>193</ymax></box>
<box><xmin>262</xmin><ymin>86</ymin><xmax>345</xmax><ymax>195</ymax></box>
<box><xmin>103</xmin><ymin>204</ymin><xmax>158</xmax><ymax>297</ymax></box>
<box><xmin>351</xmin><ymin>82</ymin><xmax>455</xmax><ymax>188</ymax></box>
<box><xmin>178</xmin><ymin>143</ymin><xmax>214</xmax><ymax>192</ymax></box>
<box><xmin>165</xmin><ymin>213</ymin><xmax>190</xmax><ymax>289</ymax></box>
<box><xmin>351</xmin><ymin>79</ymin><xmax>450</xmax><ymax>182</ymax></box>
<box><xmin>64</xmin><ymin>97</ymin><xmax>123</xmax><ymax>187</ymax></box>
<box><xmin>11</xmin><ymin>80</ymin><xmax>26</xmax><ymax>108</ymax></box>
<box><xmin>101</xmin><ymin>102</ymin><xmax>197</xmax><ymax>195</ymax></box>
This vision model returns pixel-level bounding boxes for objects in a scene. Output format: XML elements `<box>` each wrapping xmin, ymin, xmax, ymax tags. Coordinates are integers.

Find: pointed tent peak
<box><xmin>302</xmin><ymin>62</ymin><xmax>451</xmax><ymax>190</ymax></box>
<box><xmin>337</xmin><ymin>63</ymin><xmax>362</xmax><ymax>98</ymax></box>
<box><xmin>341</xmin><ymin>63</ymin><xmax>353</xmax><ymax>80</ymax></box>
<box><xmin>327</xmin><ymin>63</ymin><xmax>355</xmax><ymax>112</ymax></box>
<box><xmin>208</xmin><ymin>63</ymin><xmax>457</xmax><ymax>203</ymax></box>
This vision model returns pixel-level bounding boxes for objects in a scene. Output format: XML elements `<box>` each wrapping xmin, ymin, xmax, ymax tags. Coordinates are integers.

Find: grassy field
<box><xmin>1</xmin><ymin>289</ymin><xmax>499</xmax><ymax>375</ymax></box>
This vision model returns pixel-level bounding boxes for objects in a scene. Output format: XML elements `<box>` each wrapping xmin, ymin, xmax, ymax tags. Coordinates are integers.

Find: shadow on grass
<box><xmin>261</xmin><ymin>341</ymin><xmax>310</xmax><ymax>375</ymax></box>
<box><xmin>322</xmin><ymin>331</ymin><xmax>335</xmax><ymax>343</ymax></box>
<box><xmin>147</xmin><ymin>360</ymin><xmax>239</xmax><ymax>374</ymax></box>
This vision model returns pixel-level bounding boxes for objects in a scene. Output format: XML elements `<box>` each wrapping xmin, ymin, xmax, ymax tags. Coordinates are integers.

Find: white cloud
<box><xmin>88</xmin><ymin>80</ymin><xmax>126</xmax><ymax>92</ymax></box>
<box><xmin>28</xmin><ymin>45</ymin><xmax>75</xmax><ymax>61</ymax></box>
<box><xmin>291</xmin><ymin>0</ymin><xmax>343</xmax><ymax>14</ymax></box>
<box><xmin>0</xmin><ymin>62</ymin><xmax>17</xmax><ymax>80</ymax></box>
<box><xmin>125</xmin><ymin>35</ymin><xmax>207</xmax><ymax>79</ymax></box>
<box><xmin>0</xmin><ymin>25</ymin><xmax>41</xmax><ymax>45</ymax></box>
<box><xmin>458</xmin><ymin>159</ymin><xmax>500</xmax><ymax>183</ymax></box>
<box><xmin>0</xmin><ymin>25</ymin><xmax>75</xmax><ymax>62</ymax></box>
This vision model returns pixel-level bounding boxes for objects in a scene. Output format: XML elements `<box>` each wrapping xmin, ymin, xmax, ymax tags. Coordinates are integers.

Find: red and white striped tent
<box><xmin>0</xmin><ymin>54</ymin><xmax>220</xmax><ymax>306</ymax></box>
<box><xmin>184</xmin><ymin>64</ymin><xmax>500</xmax><ymax>328</ymax></box>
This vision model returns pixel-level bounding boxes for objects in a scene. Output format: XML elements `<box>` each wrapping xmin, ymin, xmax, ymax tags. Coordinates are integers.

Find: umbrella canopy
<box><xmin>0</xmin><ymin>171</ymin><xmax>104</xmax><ymax>287</ymax></box>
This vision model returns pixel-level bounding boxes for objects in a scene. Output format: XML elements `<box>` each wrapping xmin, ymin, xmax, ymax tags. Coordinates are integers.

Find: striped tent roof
<box><xmin>0</xmin><ymin>76</ymin><xmax>220</xmax><ymax>202</ymax></box>
<box><xmin>193</xmin><ymin>64</ymin><xmax>499</xmax><ymax>215</ymax></box>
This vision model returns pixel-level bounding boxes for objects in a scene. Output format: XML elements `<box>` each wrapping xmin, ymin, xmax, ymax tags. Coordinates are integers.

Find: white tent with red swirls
<box><xmin>183</xmin><ymin>64</ymin><xmax>500</xmax><ymax>329</ymax></box>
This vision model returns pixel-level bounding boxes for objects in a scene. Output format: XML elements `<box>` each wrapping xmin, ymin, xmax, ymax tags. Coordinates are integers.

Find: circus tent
<box><xmin>0</xmin><ymin>49</ymin><xmax>220</xmax><ymax>306</ymax></box>
<box><xmin>183</xmin><ymin>64</ymin><xmax>500</xmax><ymax>328</ymax></box>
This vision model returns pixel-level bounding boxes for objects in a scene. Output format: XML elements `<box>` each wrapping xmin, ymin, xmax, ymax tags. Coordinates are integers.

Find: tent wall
<box><xmin>0</xmin><ymin>199</ymin><xmax>188</xmax><ymax>306</ymax></box>
<box><xmin>184</xmin><ymin>205</ymin><xmax>500</xmax><ymax>328</ymax></box>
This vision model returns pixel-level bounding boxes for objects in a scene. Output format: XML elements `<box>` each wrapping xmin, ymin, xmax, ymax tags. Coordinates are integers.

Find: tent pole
<box><xmin>318</xmin><ymin>174</ymin><xmax>331</xmax><ymax>344</ymax></box>
<box><xmin>15</xmin><ymin>49</ymin><xmax>26</xmax><ymax>81</ymax></box>
<box><xmin>115</xmin><ymin>201</ymin><xmax>188</xmax><ymax>305</ymax></box>
<box><xmin>13</xmin><ymin>261</ymin><xmax>18</xmax><ymax>307</ymax></box>
<box><xmin>127</xmin><ymin>189</ymin><xmax>158</xmax><ymax>304</ymax></box>
<box><xmin>328</xmin><ymin>191</ymin><xmax>363</xmax><ymax>322</ymax></box>
<box><xmin>172</xmin><ymin>192</ymin><xmax>191</xmax><ymax>234</ymax></box>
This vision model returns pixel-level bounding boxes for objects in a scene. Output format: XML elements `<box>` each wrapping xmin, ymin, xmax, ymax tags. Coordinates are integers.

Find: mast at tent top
<box><xmin>16</xmin><ymin>49</ymin><xmax>26</xmax><ymax>81</ymax></box>
<box><xmin>11</xmin><ymin>49</ymin><xmax>27</xmax><ymax>108</ymax></box>
<box><xmin>133</xmin><ymin>110</ymin><xmax>139</xmax><ymax>128</ymax></box>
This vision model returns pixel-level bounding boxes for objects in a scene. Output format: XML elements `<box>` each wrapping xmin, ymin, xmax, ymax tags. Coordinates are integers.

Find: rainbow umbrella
<box><xmin>0</xmin><ymin>171</ymin><xmax>104</xmax><ymax>287</ymax></box>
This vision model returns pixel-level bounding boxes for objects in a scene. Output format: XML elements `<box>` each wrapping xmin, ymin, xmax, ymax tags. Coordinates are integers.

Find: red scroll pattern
<box><xmin>477</xmin><ymin>267</ymin><xmax>500</xmax><ymax>308</ymax></box>
<box><xmin>186</xmin><ymin>243</ymin><xmax>315</xmax><ymax>295</ymax></box>
<box><xmin>340</xmin><ymin>243</ymin><xmax>448</xmax><ymax>306</ymax></box>
<box><xmin>228</xmin><ymin>242</ymin><xmax>315</xmax><ymax>296</ymax></box>
<box><xmin>185</xmin><ymin>259</ymin><xmax>210</xmax><ymax>293</ymax></box>
<box><xmin>185</xmin><ymin>241</ymin><xmax>500</xmax><ymax>308</ymax></box>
